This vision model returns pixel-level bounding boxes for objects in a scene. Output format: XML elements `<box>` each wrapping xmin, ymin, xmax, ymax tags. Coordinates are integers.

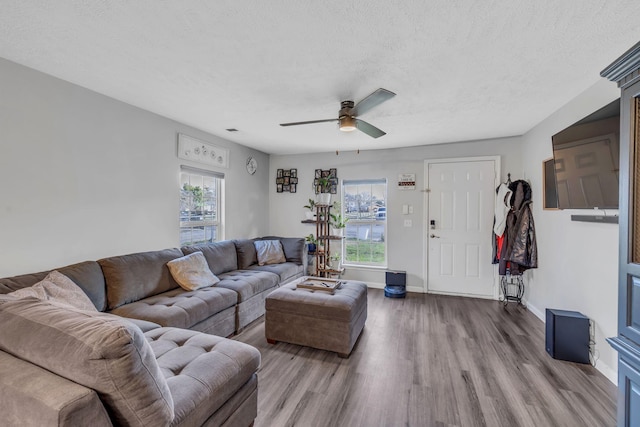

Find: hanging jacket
<box><xmin>494</xmin><ymin>183</ymin><xmax>513</xmax><ymax>237</ymax></box>
<box><xmin>502</xmin><ymin>180</ymin><xmax>538</xmax><ymax>274</ymax></box>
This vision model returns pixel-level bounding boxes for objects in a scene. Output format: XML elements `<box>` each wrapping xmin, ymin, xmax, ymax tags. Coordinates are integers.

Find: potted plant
<box><xmin>315</xmin><ymin>177</ymin><xmax>332</xmax><ymax>205</ymax></box>
<box><xmin>329</xmin><ymin>202</ymin><xmax>349</xmax><ymax>236</ymax></box>
<box><xmin>328</xmin><ymin>251</ymin><xmax>342</xmax><ymax>270</ymax></box>
<box><xmin>305</xmin><ymin>234</ymin><xmax>317</xmax><ymax>254</ymax></box>
<box><xmin>303</xmin><ymin>198</ymin><xmax>316</xmax><ymax>220</ymax></box>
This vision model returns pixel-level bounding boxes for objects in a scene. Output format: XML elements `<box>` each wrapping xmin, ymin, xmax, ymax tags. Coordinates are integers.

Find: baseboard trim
<box><xmin>365</xmin><ymin>282</ymin><xmax>424</xmax><ymax>294</ymax></box>
<box><xmin>526</xmin><ymin>301</ymin><xmax>617</xmax><ymax>384</ymax></box>
<box><xmin>427</xmin><ymin>290</ymin><xmax>495</xmax><ymax>300</ymax></box>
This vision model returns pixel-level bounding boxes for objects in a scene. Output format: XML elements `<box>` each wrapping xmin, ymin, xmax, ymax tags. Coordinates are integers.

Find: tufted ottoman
<box><xmin>265</xmin><ymin>279</ymin><xmax>367</xmax><ymax>357</ymax></box>
<box><xmin>144</xmin><ymin>327</ymin><xmax>261</xmax><ymax>426</ymax></box>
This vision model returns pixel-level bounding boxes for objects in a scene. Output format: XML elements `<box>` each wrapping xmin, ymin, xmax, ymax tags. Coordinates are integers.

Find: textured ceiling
<box><xmin>1</xmin><ymin>1</ymin><xmax>640</xmax><ymax>155</ymax></box>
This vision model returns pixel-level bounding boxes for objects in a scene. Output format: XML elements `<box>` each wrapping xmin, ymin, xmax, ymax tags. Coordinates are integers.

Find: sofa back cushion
<box><xmin>181</xmin><ymin>240</ymin><xmax>238</xmax><ymax>275</ymax></box>
<box><xmin>8</xmin><ymin>271</ymin><xmax>97</xmax><ymax>312</ymax></box>
<box><xmin>0</xmin><ymin>298</ymin><xmax>174</xmax><ymax>426</ymax></box>
<box><xmin>234</xmin><ymin>239</ymin><xmax>258</xmax><ymax>269</ymax></box>
<box><xmin>0</xmin><ymin>261</ymin><xmax>108</xmax><ymax>312</ymax></box>
<box><xmin>98</xmin><ymin>248</ymin><xmax>183</xmax><ymax>310</ymax></box>
<box><xmin>260</xmin><ymin>236</ymin><xmax>305</xmax><ymax>265</ymax></box>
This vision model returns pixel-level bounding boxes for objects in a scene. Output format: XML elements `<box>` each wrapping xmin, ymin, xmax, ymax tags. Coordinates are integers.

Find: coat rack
<box><xmin>495</xmin><ymin>173</ymin><xmax>534</xmax><ymax>307</ymax></box>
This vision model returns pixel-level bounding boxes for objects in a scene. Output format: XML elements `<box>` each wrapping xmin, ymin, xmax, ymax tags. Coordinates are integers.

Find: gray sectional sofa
<box><xmin>0</xmin><ymin>236</ymin><xmax>306</xmax><ymax>427</ymax></box>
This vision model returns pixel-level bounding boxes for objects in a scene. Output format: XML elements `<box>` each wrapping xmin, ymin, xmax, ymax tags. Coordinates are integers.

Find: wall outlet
<box><xmin>404</xmin><ymin>219</ymin><xmax>412</xmax><ymax>227</ymax></box>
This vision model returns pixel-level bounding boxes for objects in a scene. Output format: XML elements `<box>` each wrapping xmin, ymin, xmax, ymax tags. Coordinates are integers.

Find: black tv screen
<box><xmin>551</xmin><ymin>99</ymin><xmax>620</xmax><ymax>209</ymax></box>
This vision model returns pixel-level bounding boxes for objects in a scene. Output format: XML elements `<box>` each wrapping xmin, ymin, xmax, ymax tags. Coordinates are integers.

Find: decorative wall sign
<box><xmin>178</xmin><ymin>133</ymin><xmax>229</xmax><ymax>169</ymax></box>
<box><xmin>397</xmin><ymin>173</ymin><xmax>416</xmax><ymax>190</ymax></box>
<box><xmin>314</xmin><ymin>168</ymin><xmax>338</xmax><ymax>194</ymax></box>
<box><xmin>276</xmin><ymin>168</ymin><xmax>298</xmax><ymax>193</ymax></box>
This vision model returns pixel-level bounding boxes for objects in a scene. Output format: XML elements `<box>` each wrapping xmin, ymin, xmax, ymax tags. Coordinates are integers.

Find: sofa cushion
<box><xmin>260</xmin><ymin>236</ymin><xmax>305</xmax><ymax>265</ymax></box>
<box><xmin>99</xmin><ymin>248</ymin><xmax>184</xmax><ymax>310</ymax></box>
<box><xmin>144</xmin><ymin>327</ymin><xmax>260</xmax><ymax>426</ymax></box>
<box><xmin>0</xmin><ymin>351</ymin><xmax>113</xmax><ymax>427</ymax></box>
<box><xmin>234</xmin><ymin>239</ymin><xmax>258</xmax><ymax>269</ymax></box>
<box><xmin>181</xmin><ymin>241</ymin><xmax>238</xmax><ymax>275</ymax></box>
<box><xmin>248</xmin><ymin>262</ymin><xmax>304</xmax><ymax>284</ymax></box>
<box><xmin>0</xmin><ymin>298</ymin><xmax>174</xmax><ymax>426</ymax></box>
<box><xmin>216</xmin><ymin>270</ymin><xmax>279</xmax><ymax>303</ymax></box>
<box><xmin>254</xmin><ymin>240</ymin><xmax>286</xmax><ymax>266</ymax></box>
<box><xmin>8</xmin><ymin>271</ymin><xmax>97</xmax><ymax>311</ymax></box>
<box><xmin>167</xmin><ymin>252</ymin><xmax>220</xmax><ymax>291</ymax></box>
<box><xmin>110</xmin><ymin>286</ymin><xmax>238</xmax><ymax>330</ymax></box>
<box><xmin>0</xmin><ymin>261</ymin><xmax>108</xmax><ymax>311</ymax></box>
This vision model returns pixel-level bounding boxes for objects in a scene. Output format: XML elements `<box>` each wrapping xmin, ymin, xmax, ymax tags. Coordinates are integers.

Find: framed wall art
<box><xmin>276</xmin><ymin>168</ymin><xmax>298</xmax><ymax>193</ymax></box>
<box><xmin>314</xmin><ymin>168</ymin><xmax>338</xmax><ymax>194</ymax></box>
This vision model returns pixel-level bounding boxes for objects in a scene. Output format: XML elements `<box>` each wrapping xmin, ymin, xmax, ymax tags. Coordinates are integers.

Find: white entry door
<box><xmin>426</xmin><ymin>158</ymin><xmax>497</xmax><ymax>298</ymax></box>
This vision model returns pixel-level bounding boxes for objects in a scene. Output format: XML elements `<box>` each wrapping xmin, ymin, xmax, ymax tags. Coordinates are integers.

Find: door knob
<box><xmin>430</xmin><ymin>234</ymin><xmax>440</xmax><ymax>238</ymax></box>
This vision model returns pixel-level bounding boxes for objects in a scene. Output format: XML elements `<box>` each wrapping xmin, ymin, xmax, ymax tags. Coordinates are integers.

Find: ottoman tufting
<box><xmin>264</xmin><ymin>279</ymin><xmax>367</xmax><ymax>357</ymax></box>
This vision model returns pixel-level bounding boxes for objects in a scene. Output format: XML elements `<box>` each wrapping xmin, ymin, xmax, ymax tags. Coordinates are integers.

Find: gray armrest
<box><xmin>0</xmin><ymin>351</ymin><xmax>113</xmax><ymax>427</ymax></box>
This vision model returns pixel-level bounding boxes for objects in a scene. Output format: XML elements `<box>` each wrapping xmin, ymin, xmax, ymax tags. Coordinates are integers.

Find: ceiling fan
<box><xmin>280</xmin><ymin>88</ymin><xmax>396</xmax><ymax>138</ymax></box>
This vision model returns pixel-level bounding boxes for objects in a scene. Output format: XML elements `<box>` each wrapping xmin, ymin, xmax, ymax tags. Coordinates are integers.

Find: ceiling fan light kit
<box><xmin>339</xmin><ymin>115</ymin><xmax>356</xmax><ymax>132</ymax></box>
<box><xmin>280</xmin><ymin>88</ymin><xmax>395</xmax><ymax>138</ymax></box>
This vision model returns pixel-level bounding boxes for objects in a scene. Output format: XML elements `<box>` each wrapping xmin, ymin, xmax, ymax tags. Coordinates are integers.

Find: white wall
<box><xmin>521</xmin><ymin>78</ymin><xmax>620</xmax><ymax>382</ymax></box>
<box><xmin>270</xmin><ymin>137</ymin><xmax>522</xmax><ymax>291</ymax></box>
<box><xmin>0</xmin><ymin>58</ymin><xmax>270</xmax><ymax>277</ymax></box>
<box><xmin>0</xmin><ymin>52</ymin><xmax>619</xmax><ymax>383</ymax></box>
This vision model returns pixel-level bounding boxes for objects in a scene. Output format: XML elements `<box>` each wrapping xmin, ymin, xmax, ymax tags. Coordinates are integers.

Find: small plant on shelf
<box><xmin>305</xmin><ymin>234</ymin><xmax>317</xmax><ymax>254</ymax></box>
<box><xmin>303</xmin><ymin>198</ymin><xmax>316</xmax><ymax>220</ymax></box>
<box><xmin>329</xmin><ymin>201</ymin><xmax>349</xmax><ymax>236</ymax></box>
<box><xmin>315</xmin><ymin>177</ymin><xmax>332</xmax><ymax>204</ymax></box>
<box><xmin>328</xmin><ymin>251</ymin><xmax>342</xmax><ymax>270</ymax></box>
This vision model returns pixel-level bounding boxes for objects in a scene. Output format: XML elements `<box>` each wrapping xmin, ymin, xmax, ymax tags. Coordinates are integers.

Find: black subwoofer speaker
<box><xmin>545</xmin><ymin>308</ymin><xmax>590</xmax><ymax>364</ymax></box>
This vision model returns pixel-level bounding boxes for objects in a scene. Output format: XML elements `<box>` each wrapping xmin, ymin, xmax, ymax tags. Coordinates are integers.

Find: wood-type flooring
<box><xmin>234</xmin><ymin>289</ymin><xmax>617</xmax><ymax>427</ymax></box>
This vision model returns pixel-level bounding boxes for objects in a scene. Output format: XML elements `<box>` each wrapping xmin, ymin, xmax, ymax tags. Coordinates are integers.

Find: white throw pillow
<box><xmin>254</xmin><ymin>240</ymin><xmax>287</xmax><ymax>266</ymax></box>
<box><xmin>8</xmin><ymin>270</ymin><xmax>97</xmax><ymax>311</ymax></box>
<box><xmin>167</xmin><ymin>251</ymin><xmax>220</xmax><ymax>291</ymax></box>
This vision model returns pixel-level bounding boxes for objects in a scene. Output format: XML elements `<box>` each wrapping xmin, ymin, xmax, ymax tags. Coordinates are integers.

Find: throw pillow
<box><xmin>167</xmin><ymin>251</ymin><xmax>220</xmax><ymax>291</ymax></box>
<box><xmin>254</xmin><ymin>240</ymin><xmax>287</xmax><ymax>266</ymax></box>
<box><xmin>261</xmin><ymin>236</ymin><xmax>305</xmax><ymax>265</ymax></box>
<box><xmin>8</xmin><ymin>270</ymin><xmax>96</xmax><ymax>311</ymax></box>
<box><xmin>234</xmin><ymin>238</ymin><xmax>258</xmax><ymax>269</ymax></box>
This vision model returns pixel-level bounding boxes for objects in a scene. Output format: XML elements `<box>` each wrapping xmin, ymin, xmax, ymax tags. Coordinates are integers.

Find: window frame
<box><xmin>341</xmin><ymin>178</ymin><xmax>388</xmax><ymax>268</ymax></box>
<box><xmin>179</xmin><ymin>166</ymin><xmax>224</xmax><ymax>246</ymax></box>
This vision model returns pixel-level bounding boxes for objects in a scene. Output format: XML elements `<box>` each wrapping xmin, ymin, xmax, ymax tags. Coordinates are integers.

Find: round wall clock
<box><xmin>246</xmin><ymin>156</ymin><xmax>258</xmax><ymax>175</ymax></box>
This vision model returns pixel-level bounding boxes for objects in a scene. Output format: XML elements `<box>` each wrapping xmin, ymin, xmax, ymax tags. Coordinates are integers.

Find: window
<box><xmin>179</xmin><ymin>166</ymin><xmax>223</xmax><ymax>246</ymax></box>
<box><xmin>343</xmin><ymin>179</ymin><xmax>387</xmax><ymax>266</ymax></box>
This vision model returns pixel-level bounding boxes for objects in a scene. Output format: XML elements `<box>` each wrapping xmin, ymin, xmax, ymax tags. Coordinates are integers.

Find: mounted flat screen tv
<box><xmin>551</xmin><ymin>99</ymin><xmax>620</xmax><ymax>209</ymax></box>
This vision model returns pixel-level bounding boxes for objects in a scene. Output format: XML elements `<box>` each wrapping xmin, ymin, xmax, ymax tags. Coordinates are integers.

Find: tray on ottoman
<box><xmin>265</xmin><ymin>277</ymin><xmax>367</xmax><ymax>357</ymax></box>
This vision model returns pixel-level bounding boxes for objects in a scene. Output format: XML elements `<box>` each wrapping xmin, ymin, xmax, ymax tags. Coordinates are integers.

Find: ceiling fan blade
<box><xmin>280</xmin><ymin>118</ymin><xmax>338</xmax><ymax>127</ymax></box>
<box><xmin>355</xmin><ymin>119</ymin><xmax>386</xmax><ymax>138</ymax></box>
<box><xmin>353</xmin><ymin>88</ymin><xmax>396</xmax><ymax>116</ymax></box>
